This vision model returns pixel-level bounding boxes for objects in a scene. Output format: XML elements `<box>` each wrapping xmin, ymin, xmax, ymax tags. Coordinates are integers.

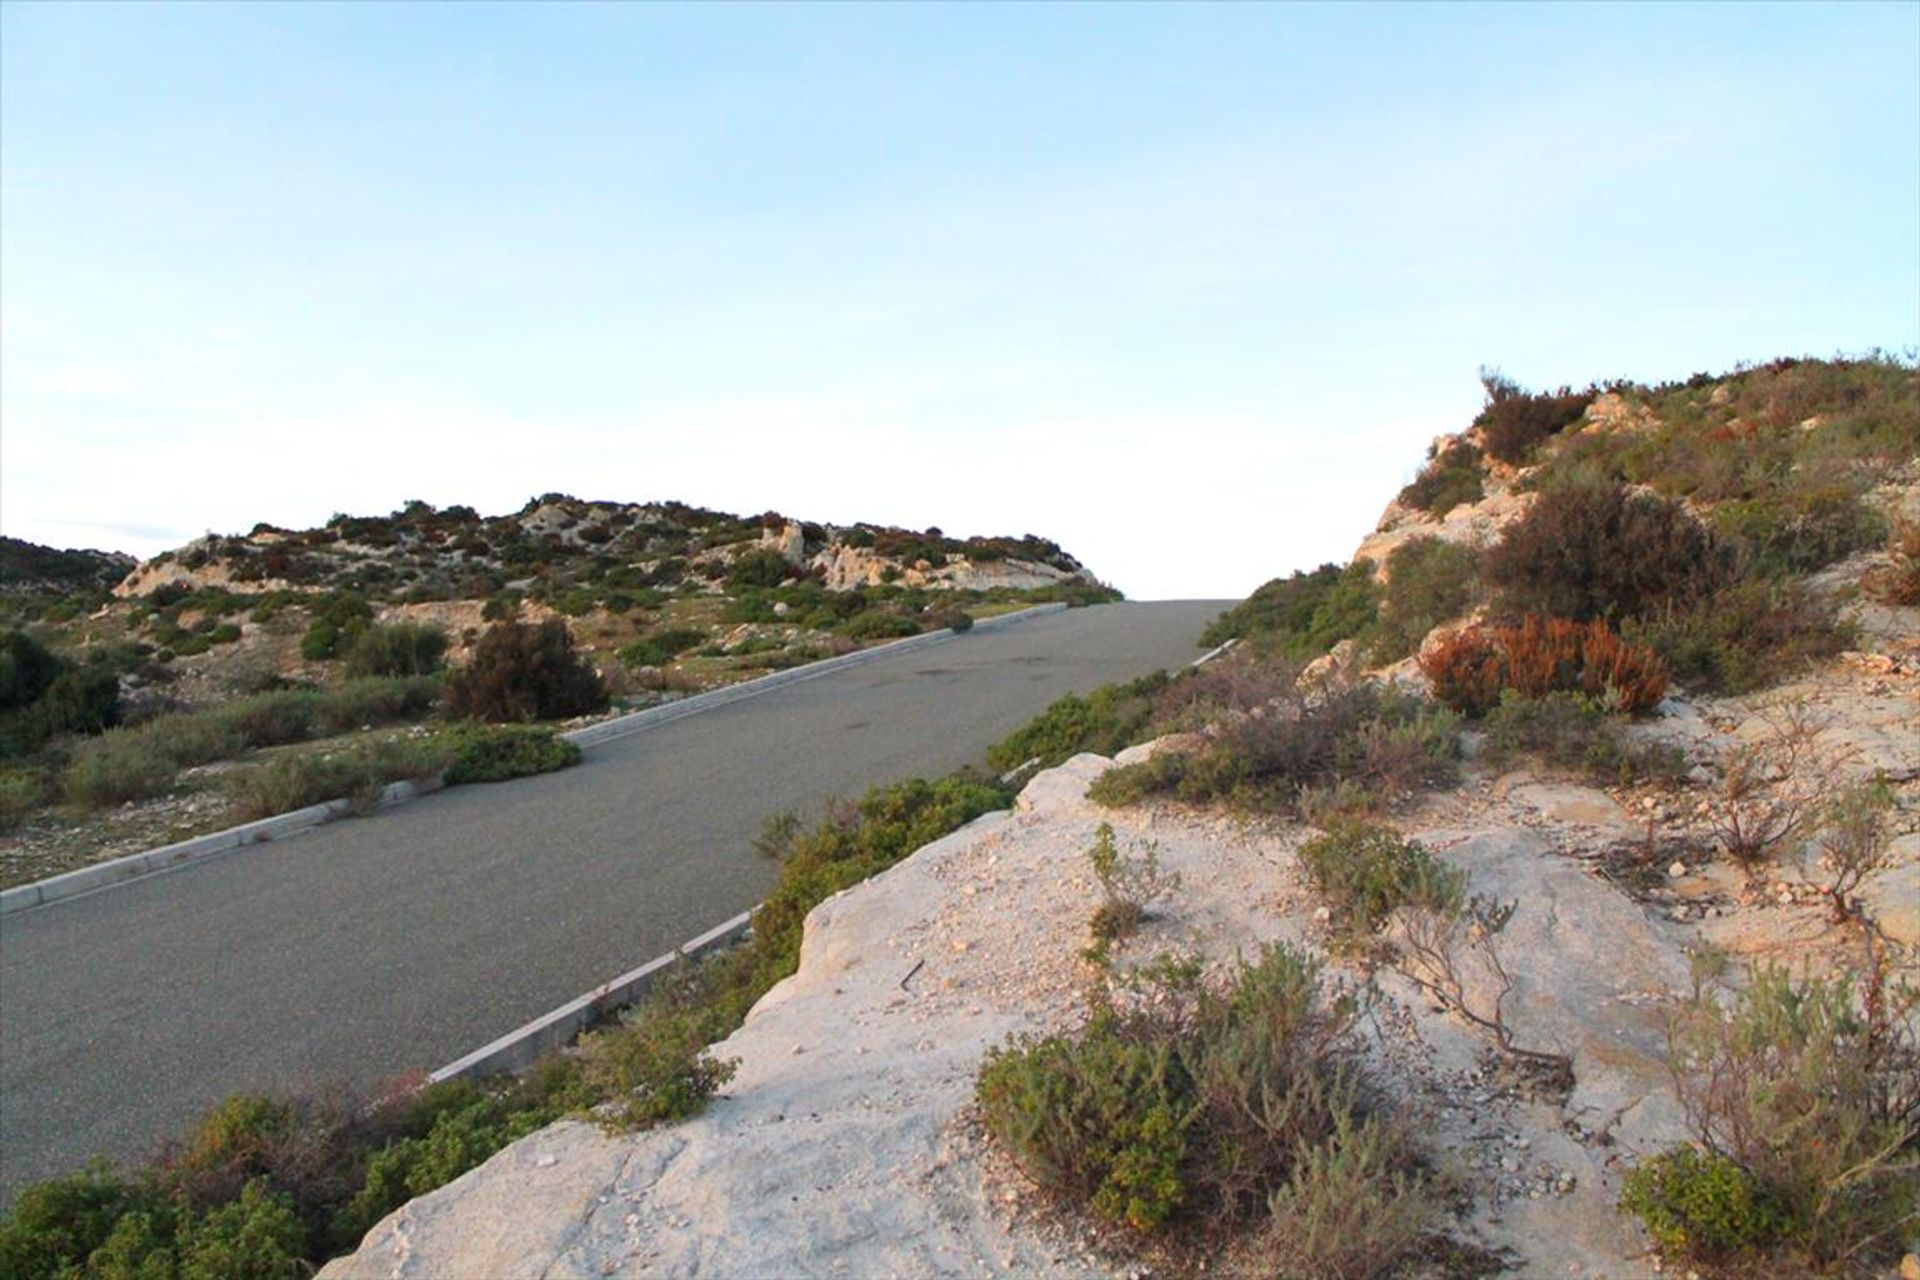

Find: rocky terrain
<box><xmin>317</xmin><ymin>661</ymin><xmax>1916</xmax><ymax>1278</ymax></box>
<box><xmin>317</xmin><ymin>360</ymin><xmax>1920</xmax><ymax>1278</ymax></box>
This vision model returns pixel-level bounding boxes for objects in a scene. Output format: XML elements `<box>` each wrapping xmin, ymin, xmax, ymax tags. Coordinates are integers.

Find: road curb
<box><xmin>0</xmin><ymin>778</ymin><xmax>444</xmax><ymax>918</ymax></box>
<box><xmin>0</xmin><ymin>603</ymin><xmax>1072</xmax><ymax>917</ymax></box>
<box><xmin>428</xmin><ymin>910</ymin><xmax>756</xmax><ymax>1083</ymax></box>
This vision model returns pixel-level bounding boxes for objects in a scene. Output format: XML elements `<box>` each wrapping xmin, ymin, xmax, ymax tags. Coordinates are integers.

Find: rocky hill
<box><xmin>0</xmin><ymin>538</ymin><xmax>135</xmax><ymax>596</ymax></box>
<box><xmin>9</xmin><ymin>356</ymin><xmax>1917</xmax><ymax>1280</ymax></box>
<box><xmin>310</xmin><ymin>356</ymin><xmax>1918</xmax><ymax>1278</ymax></box>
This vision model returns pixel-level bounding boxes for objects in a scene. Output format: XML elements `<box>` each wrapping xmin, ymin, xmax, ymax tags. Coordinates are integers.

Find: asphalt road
<box><xmin>0</xmin><ymin>600</ymin><xmax>1224</xmax><ymax>1199</ymax></box>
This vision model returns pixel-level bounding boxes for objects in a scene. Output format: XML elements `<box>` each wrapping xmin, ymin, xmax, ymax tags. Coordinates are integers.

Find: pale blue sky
<box><xmin>3</xmin><ymin>2</ymin><xmax>1915</xmax><ymax>598</ymax></box>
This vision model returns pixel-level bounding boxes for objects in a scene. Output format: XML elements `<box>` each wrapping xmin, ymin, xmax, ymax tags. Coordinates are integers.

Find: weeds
<box><xmin>1297</xmin><ymin>822</ymin><xmax>1464</xmax><ymax>945</ymax></box>
<box><xmin>1700</xmin><ymin>700</ymin><xmax>1853</xmax><ymax>876</ymax></box>
<box><xmin>1083</xmin><ymin>822</ymin><xmax>1179</xmax><ymax>960</ymax></box>
<box><xmin>1624</xmin><ymin>956</ymin><xmax>1920</xmax><ymax>1271</ymax></box>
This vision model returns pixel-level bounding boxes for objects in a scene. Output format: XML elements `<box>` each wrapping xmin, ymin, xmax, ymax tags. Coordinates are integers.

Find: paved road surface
<box><xmin>1</xmin><ymin>600</ymin><xmax>1224</xmax><ymax>1198</ymax></box>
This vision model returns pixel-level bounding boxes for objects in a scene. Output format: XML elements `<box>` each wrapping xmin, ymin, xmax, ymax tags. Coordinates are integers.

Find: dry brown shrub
<box><xmin>1419</xmin><ymin>615</ymin><xmax>1669</xmax><ymax>716</ymax></box>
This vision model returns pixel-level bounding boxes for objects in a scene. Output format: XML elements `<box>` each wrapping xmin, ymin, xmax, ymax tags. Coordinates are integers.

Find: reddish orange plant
<box><xmin>1420</xmin><ymin>615</ymin><xmax>1668</xmax><ymax>716</ymax></box>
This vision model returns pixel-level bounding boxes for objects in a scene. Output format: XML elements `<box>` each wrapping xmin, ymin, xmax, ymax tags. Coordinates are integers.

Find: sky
<box><xmin>2</xmin><ymin>3</ymin><xmax>1916</xmax><ymax>600</ymax></box>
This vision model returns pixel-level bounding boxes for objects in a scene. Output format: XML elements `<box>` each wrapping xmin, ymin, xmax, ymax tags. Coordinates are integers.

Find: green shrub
<box><xmin>440</xmin><ymin>724</ymin><xmax>579</xmax><ymax>785</ymax></box>
<box><xmin>1297</xmin><ymin>823</ymin><xmax>1464</xmax><ymax>943</ymax></box>
<box><xmin>1257</xmin><ymin>1109</ymin><xmax>1443</xmax><ymax>1280</ymax></box>
<box><xmin>1091</xmin><ymin>684</ymin><xmax>1457</xmax><ymax>816</ymax></box>
<box><xmin>342</xmin><ymin>623</ymin><xmax>447</xmax><ymax>679</ymax></box>
<box><xmin>724</xmin><ymin>548</ymin><xmax>792</xmax><ymax>590</ymax></box>
<box><xmin>1373</xmin><ymin>537</ymin><xmax>1480</xmax><ymax>661</ymax></box>
<box><xmin>1473</xmin><ymin>370</ymin><xmax>1596</xmax><ymax>464</ymax></box>
<box><xmin>174</xmin><ymin>1178</ymin><xmax>304</xmax><ymax>1278</ymax></box>
<box><xmin>1487</xmin><ymin>479</ymin><xmax>1729</xmax><ymax>623</ymax></box>
<box><xmin>1201</xmin><ymin>560</ymin><xmax>1380</xmax><ymax>656</ymax></box>
<box><xmin>0</xmin><ymin>628</ymin><xmax>64</xmax><ymax>711</ymax></box>
<box><xmin>1642</xmin><ymin>961</ymin><xmax>1920</xmax><ymax>1269</ymax></box>
<box><xmin>617</xmin><ymin>627</ymin><xmax>706</xmax><ymax>668</ymax></box>
<box><xmin>1625</xmin><ymin>581</ymin><xmax>1852</xmax><ymax>695</ymax></box>
<box><xmin>35</xmin><ymin>666</ymin><xmax>123</xmax><ymax>737</ymax></box>
<box><xmin>1620</xmin><ymin>1147</ymin><xmax>1793</xmax><ymax>1262</ymax></box>
<box><xmin>1084</xmin><ymin>822</ymin><xmax>1178</xmax><ymax>953</ymax></box>
<box><xmin>978</xmin><ymin>1014</ymin><xmax>1196</xmax><ymax>1230</ymax></box>
<box><xmin>445</xmin><ymin>621</ymin><xmax>608</xmax><ymax>723</ymax></box>
<box><xmin>0</xmin><ymin>767</ymin><xmax>41</xmax><ymax>832</ymax></box>
<box><xmin>985</xmin><ymin>671</ymin><xmax>1169</xmax><ymax>773</ymax></box>
<box><xmin>222</xmin><ymin>739</ymin><xmax>448</xmax><ymax>822</ymax></box>
<box><xmin>1397</xmin><ymin>439</ymin><xmax>1485</xmax><ymax>516</ymax></box>
<box><xmin>578</xmin><ymin>973</ymin><xmax>741</xmax><ymax>1131</ymax></box>
<box><xmin>839</xmin><ymin>611</ymin><xmax>922</xmax><ymax>640</ymax></box>
<box><xmin>1712</xmin><ymin>489</ymin><xmax>1885</xmax><ymax>579</ymax></box>
<box><xmin>0</xmin><ymin>1163</ymin><xmax>172</xmax><ymax>1280</ymax></box>
<box><xmin>1481</xmin><ymin>691</ymin><xmax>1687</xmax><ymax>785</ymax></box>
<box><xmin>298</xmin><ymin>593</ymin><xmax>373</xmax><ymax>662</ymax></box>
<box><xmin>978</xmin><ymin>944</ymin><xmax>1436</xmax><ymax>1255</ymax></box>
<box><xmin>936</xmin><ymin>608</ymin><xmax>974</xmax><ymax>633</ymax></box>
<box><xmin>63</xmin><ymin>731</ymin><xmax>181</xmax><ymax>808</ymax></box>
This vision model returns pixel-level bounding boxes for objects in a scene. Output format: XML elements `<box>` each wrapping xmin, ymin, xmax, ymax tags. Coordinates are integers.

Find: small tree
<box><xmin>446</xmin><ymin>621</ymin><xmax>608</xmax><ymax>723</ymax></box>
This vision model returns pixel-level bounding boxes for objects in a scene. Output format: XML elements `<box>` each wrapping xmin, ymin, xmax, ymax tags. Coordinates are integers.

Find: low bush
<box><xmin>1090</xmin><ymin>684</ymin><xmax>1458</xmax><ymax>816</ymax></box>
<box><xmin>439</xmin><ymin>724</ymin><xmax>580</xmax><ymax>785</ymax></box>
<box><xmin>1619</xmin><ymin>1147</ymin><xmax>1793</xmax><ymax>1263</ymax></box>
<box><xmin>1624</xmin><ymin>960</ymin><xmax>1920</xmax><ymax>1271</ymax></box>
<box><xmin>978</xmin><ymin>944</ymin><xmax>1440</xmax><ymax>1261</ymax></box>
<box><xmin>343</xmin><ymin>622</ymin><xmax>447</xmax><ymax>679</ymax></box>
<box><xmin>1372</xmin><ymin>537</ymin><xmax>1480</xmax><ymax>661</ymax></box>
<box><xmin>298</xmin><ymin>593</ymin><xmax>374</xmax><ymax>662</ymax></box>
<box><xmin>1084</xmin><ymin>822</ymin><xmax>1178</xmax><ymax>956</ymax></box>
<box><xmin>0</xmin><ymin>767</ymin><xmax>41</xmax><ymax>832</ymax></box>
<box><xmin>985</xmin><ymin>671</ymin><xmax>1170</xmax><ymax>773</ymax></box>
<box><xmin>1473</xmin><ymin>371</ymin><xmax>1596</xmax><ymax>464</ymax></box>
<box><xmin>839</xmin><ymin>610</ymin><xmax>922</xmax><ymax>640</ymax></box>
<box><xmin>1487</xmin><ymin>479</ymin><xmax>1729</xmax><ymax>623</ymax></box>
<box><xmin>1625</xmin><ymin>581</ymin><xmax>1852</xmax><ymax>696</ymax></box>
<box><xmin>1297</xmin><ymin>823</ymin><xmax>1464</xmax><ymax>944</ymax></box>
<box><xmin>222</xmin><ymin>738</ymin><xmax>449</xmax><ymax>822</ymax></box>
<box><xmin>617</xmin><ymin>627</ymin><xmax>706</xmax><ymax>668</ymax></box>
<box><xmin>1396</xmin><ymin>439</ymin><xmax>1485</xmax><ymax>515</ymax></box>
<box><xmin>1420</xmin><ymin>614</ymin><xmax>1669</xmax><ymax>716</ymax></box>
<box><xmin>445</xmin><ymin>621</ymin><xmax>608</xmax><ymax>723</ymax></box>
<box><xmin>62</xmin><ymin>730</ymin><xmax>181</xmax><ymax>808</ymax></box>
<box><xmin>1200</xmin><ymin>561</ymin><xmax>1380</xmax><ymax>656</ymax></box>
<box><xmin>1480</xmin><ymin>691</ymin><xmax>1688</xmax><ymax>785</ymax></box>
<box><xmin>0</xmin><ymin>628</ymin><xmax>64</xmax><ymax>711</ymax></box>
<box><xmin>1712</xmin><ymin>489</ymin><xmax>1885</xmax><ymax>579</ymax></box>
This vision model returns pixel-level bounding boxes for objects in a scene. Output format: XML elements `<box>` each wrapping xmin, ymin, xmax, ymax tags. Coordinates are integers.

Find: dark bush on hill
<box><xmin>1487</xmin><ymin>479</ymin><xmax>1728</xmax><ymax>623</ymax></box>
<box><xmin>445</xmin><ymin>621</ymin><xmax>608</xmax><ymax>722</ymax></box>
<box><xmin>1474</xmin><ymin>370</ymin><xmax>1596</xmax><ymax>463</ymax></box>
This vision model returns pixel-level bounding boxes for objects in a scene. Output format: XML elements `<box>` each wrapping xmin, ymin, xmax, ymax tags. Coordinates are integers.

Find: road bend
<box><xmin>1</xmin><ymin>600</ymin><xmax>1225</xmax><ymax>1198</ymax></box>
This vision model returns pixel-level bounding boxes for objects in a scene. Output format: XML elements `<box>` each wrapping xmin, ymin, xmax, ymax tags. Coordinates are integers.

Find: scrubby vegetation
<box><xmin>1472</xmin><ymin>370</ymin><xmax>1598</xmax><ymax>464</ymax></box>
<box><xmin>984</xmin><ymin>671</ymin><xmax>1170</xmax><ymax>774</ymax></box>
<box><xmin>1200</xmin><ymin>560</ymin><xmax>1379</xmax><ymax>655</ymax></box>
<box><xmin>445</xmin><ymin>620</ymin><xmax>608</xmax><ymax>722</ymax></box>
<box><xmin>1419</xmin><ymin>615</ymin><xmax>1669</xmax><ymax>716</ymax></box>
<box><xmin>1089</xmin><ymin>678</ymin><xmax>1459</xmax><ymax>816</ymax></box>
<box><xmin>978</xmin><ymin>943</ymin><xmax>1444</xmax><ymax>1271</ymax></box>
<box><xmin>1621</xmin><ymin>959</ymin><xmax>1919</xmax><ymax>1274</ymax></box>
<box><xmin>0</xmin><ymin>769</ymin><xmax>1014</xmax><ymax>1276</ymax></box>
<box><xmin>1397</xmin><ymin>439</ymin><xmax>1485</xmax><ymax>516</ymax></box>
